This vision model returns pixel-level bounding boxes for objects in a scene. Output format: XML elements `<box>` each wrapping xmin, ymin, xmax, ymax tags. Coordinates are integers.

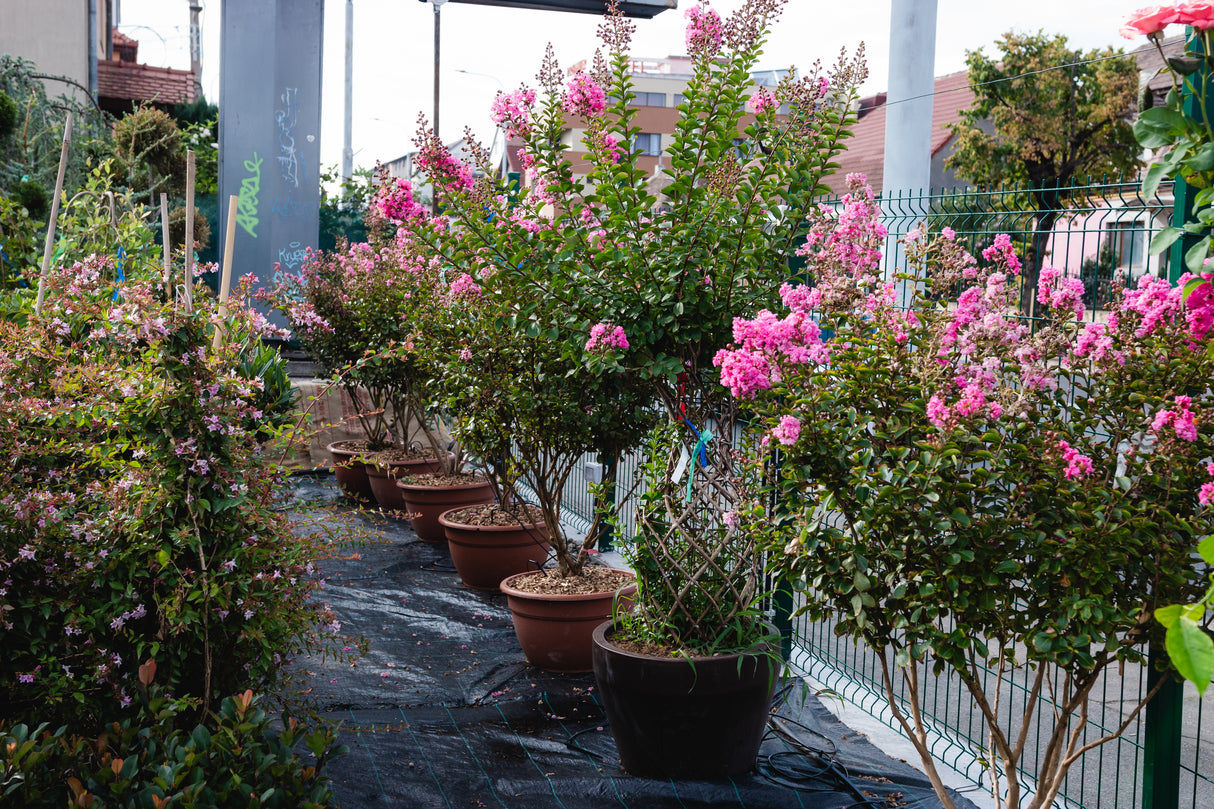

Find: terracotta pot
<box><xmin>365</xmin><ymin>454</ymin><xmax>444</xmax><ymax>513</ymax></box>
<box><xmin>395</xmin><ymin>477</ymin><xmax>494</xmax><ymax>542</ymax></box>
<box><xmin>500</xmin><ymin>570</ymin><xmax>636</xmax><ymax>673</ymax></box>
<box><xmin>326</xmin><ymin>440</ymin><xmax>374</xmax><ymax>503</ymax></box>
<box><xmin>591</xmin><ymin>620</ymin><xmax>778</xmax><ymax>778</ymax></box>
<box><xmin>440</xmin><ymin>508</ymin><xmax>552</xmax><ymax>590</ymax></box>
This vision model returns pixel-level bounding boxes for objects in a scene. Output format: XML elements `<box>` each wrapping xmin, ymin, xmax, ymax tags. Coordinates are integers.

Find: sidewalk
<box><xmin>283</xmin><ymin>475</ymin><xmax>977</xmax><ymax>809</ymax></box>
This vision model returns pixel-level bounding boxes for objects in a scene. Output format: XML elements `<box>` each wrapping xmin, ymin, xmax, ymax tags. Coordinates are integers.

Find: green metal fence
<box><xmin>545</xmin><ymin>177</ymin><xmax>1212</xmax><ymax>809</ymax></box>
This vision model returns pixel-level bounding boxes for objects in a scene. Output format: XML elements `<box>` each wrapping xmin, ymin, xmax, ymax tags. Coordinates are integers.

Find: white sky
<box><xmin>114</xmin><ymin>0</ymin><xmax>1158</xmax><ymax>173</ymax></box>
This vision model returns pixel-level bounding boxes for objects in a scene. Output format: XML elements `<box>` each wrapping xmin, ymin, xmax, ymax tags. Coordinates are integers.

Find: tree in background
<box><xmin>946</xmin><ymin>32</ymin><xmax>1141</xmax><ymax>315</ymax></box>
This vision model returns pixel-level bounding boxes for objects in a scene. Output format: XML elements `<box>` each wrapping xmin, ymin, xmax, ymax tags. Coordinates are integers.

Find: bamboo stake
<box><xmin>160</xmin><ymin>193</ymin><xmax>171</xmax><ymax>295</ymax></box>
<box><xmin>212</xmin><ymin>195</ymin><xmax>239</xmax><ymax>351</ymax></box>
<box><xmin>34</xmin><ymin>111</ymin><xmax>73</xmax><ymax>317</ymax></box>
<box><xmin>183</xmin><ymin>149</ymin><xmax>196</xmax><ymax>313</ymax></box>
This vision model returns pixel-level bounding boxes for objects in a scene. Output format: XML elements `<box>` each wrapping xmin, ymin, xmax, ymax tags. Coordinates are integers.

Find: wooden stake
<box><xmin>160</xmin><ymin>193</ymin><xmax>171</xmax><ymax>295</ymax></box>
<box><xmin>183</xmin><ymin>149</ymin><xmax>196</xmax><ymax>313</ymax></box>
<box><xmin>34</xmin><ymin>111</ymin><xmax>73</xmax><ymax>317</ymax></box>
<box><xmin>212</xmin><ymin>195</ymin><xmax>239</xmax><ymax>350</ymax></box>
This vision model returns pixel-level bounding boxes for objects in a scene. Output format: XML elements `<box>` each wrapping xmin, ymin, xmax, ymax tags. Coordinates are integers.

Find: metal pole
<box><xmin>88</xmin><ymin>0</ymin><xmax>98</xmax><ymax>99</ymax></box>
<box><xmin>342</xmin><ymin>0</ymin><xmax>354</xmax><ymax>184</ymax></box>
<box><xmin>189</xmin><ymin>2</ymin><xmax>203</xmax><ymax>102</ymax></box>
<box><xmin>432</xmin><ymin>0</ymin><xmax>442</xmax><ymax>214</ymax></box>
<box><xmin>1141</xmin><ymin>643</ymin><xmax>1182</xmax><ymax>809</ymax></box>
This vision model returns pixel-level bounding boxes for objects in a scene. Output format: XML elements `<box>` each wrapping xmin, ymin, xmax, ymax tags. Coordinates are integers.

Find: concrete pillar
<box><xmin>881</xmin><ymin>0</ymin><xmax>938</xmax><ymax>297</ymax></box>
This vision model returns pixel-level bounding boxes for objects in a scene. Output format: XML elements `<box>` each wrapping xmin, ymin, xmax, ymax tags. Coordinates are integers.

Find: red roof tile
<box><xmin>98</xmin><ymin>59</ymin><xmax>194</xmax><ymax>106</ymax></box>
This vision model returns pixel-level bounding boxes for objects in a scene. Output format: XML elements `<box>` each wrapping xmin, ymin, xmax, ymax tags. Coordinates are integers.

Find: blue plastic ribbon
<box><xmin>112</xmin><ymin>245</ymin><xmax>126</xmax><ymax>301</ymax></box>
<box><xmin>682</xmin><ymin>418</ymin><xmax>713</xmax><ymax>502</ymax></box>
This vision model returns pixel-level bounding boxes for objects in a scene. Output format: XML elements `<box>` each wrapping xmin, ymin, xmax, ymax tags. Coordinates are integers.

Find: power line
<box><xmin>860</xmin><ymin>50</ymin><xmax>1143</xmax><ymax>115</ymax></box>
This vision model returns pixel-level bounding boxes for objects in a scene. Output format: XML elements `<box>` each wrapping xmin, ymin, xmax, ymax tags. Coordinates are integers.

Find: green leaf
<box><xmin>1148</xmin><ymin>226</ymin><xmax>1183</xmax><ymax>257</ymax></box>
<box><xmin>1142</xmin><ymin>161</ymin><xmax>1169</xmax><ymax>200</ymax></box>
<box><xmin>1199</xmin><ymin>536</ymin><xmax>1214</xmax><ymax>565</ymax></box>
<box><xmin>1186</xmin><ymin>235</ymin><xmax>1213</xmax><ymax>275</ymax></box>
<box><xmin>1166</xmin><ymin>618</ymin><xmax>1214</xmax><ymax>694</ymax></box>
<box><xmin>1184</xmin><ymin>275</ymin><xmax>1210</xmax><ymax>303</ymax></box>
<box><xmin>1189</xmin><ymin>142</ymin><xmax>1214</xmax><ymax>172</ymax></box>
<box><xmin>1156</xmin><ymin>603</ymin><xmax>1183</xmax><ymax>628</ymax></box>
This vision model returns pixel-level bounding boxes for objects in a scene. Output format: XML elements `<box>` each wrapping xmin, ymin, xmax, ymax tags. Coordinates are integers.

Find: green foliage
<box><xmin>0</xmin><ymin>90</ymin><xmax>16</xmax><ymax>141</ymax></box>
<box><xmin>0</xmin><ymin>56</ymin><xmax>115</xmax><ymax>205</ymax></box>
<box><xmin>0</xmin><ymin>242</ymin><xmax>342</xmax><ymax>730</ymax></box>
<box><xmin>0</xmin><ymin>194</ymin><xmax>39</xmax><ymax>287</ymax></box>
<box><xmin>318</xmin><ymin>165</ymin><xmax>373</xmax><ymax>251</ymax></box>
<box><xmin>0</xmin><ymin>675</ymin><xmax>345</xmax><ymax>808</ymax></box>
<box><xmin>947</xmin><ymin>31</ymin><xmax>1141</xmax><ymax>190</ymax></box>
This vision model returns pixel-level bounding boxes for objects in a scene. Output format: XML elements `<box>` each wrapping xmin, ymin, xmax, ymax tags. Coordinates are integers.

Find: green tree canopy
<box><xmin>946</xmin><ymin>31</ymin><xmax>1141</xmax><ymax>313</ymax></box>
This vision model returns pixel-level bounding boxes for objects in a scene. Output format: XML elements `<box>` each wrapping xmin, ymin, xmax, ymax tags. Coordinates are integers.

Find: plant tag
<box><xmin>672</xmin><ymin>447</ymin><xmax>690</xmax><ymax>484</ymax></box>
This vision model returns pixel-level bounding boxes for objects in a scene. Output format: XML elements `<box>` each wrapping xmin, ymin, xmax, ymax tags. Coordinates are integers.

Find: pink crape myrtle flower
<box><xmin>684</xmin><ymin>4</ymin><xmax>723</xmax><ymax>55</ymax></box>
<box><xmin>564</xmin><ymin>72</ymin><xmax>607</xmax><ymax>118</ymax></box>
<box><xmin>490</xmin><ymin>87</ymin><xmax>537</xmax><ymax>140</ymax></box>
<box><xmin>601</xmin><ymin>133</ymin><xmax>624</xmax><ymax>164</ymax></box>
<box><xmin>1184</xmin><ymin>272</ymin><xmax>1214</xmax><ymax>343</ymax></box>
<box><xmin>1057</xmin><ymin>440</ymin><xmax>1095</xmax><ymax>480</ymax></box>
<box><xmin>375</xmin><ymin>178</ymin><xmax>428</xmax><ymax>222</ymax></box>
<box><xmin>748</xmin><ymin>88</ymin><xmax>777</xmax><ymax>114</ymax></box>
<box><xmin>585</xmin><ymin>322</ymin><xmax>629</xmax><ymax>353</ymax></box>
<box><xmin>1036</xmin><ymin>266</ymin><xmax>1086</xmax><ymax>321</ymax></box>
<box><xmin>1151</xmin><ymin>395</ymin><xmax>1199</xmax><ymax>442</ymax></box>
<box><xmin>981</xmin><ymin>233</ymin><xmax>1023</xmax><ymax>276</ymax></box>
<box><xmin>771</xmin><ymin>415</ymin><xmax>801</xmax><ymax>446</ymax></box>
<box><xmin>1201</xmin><ymin>461</ymin><xmax>1214</xmax><ymax>506</ymax></box>
<box><xmin>1123</xmin><ymin>275</ymin><xmax>1183</xmax><ymax>337</ymax></box>
<box><xmin>448</xmin><ymin>273</ymin><xmax>482</xmax><ymax>300</ymax></box>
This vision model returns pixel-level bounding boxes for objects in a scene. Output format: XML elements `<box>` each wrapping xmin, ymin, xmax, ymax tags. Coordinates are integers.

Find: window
<box><xmin>674</xmin><ymin>94</ymin><xmax>686</xmax><ymax>108</ymax></box>
<box><xmin>1105</xmin><ymin>221</ymin><xmax>1147</xmax><ymax>269</ymax></box>
<box><xmin>633</xmin><ymin>91</ymin><xmax>666</xmax><ymax>107</ymax></box>
<box><xmin>633</xmin><ymin>133</ymin><xmax>662</xmax><ymax>156</ymax></box>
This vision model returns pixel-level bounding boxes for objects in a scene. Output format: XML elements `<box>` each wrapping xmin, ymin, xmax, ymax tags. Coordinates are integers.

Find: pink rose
<box><xmin>1176</xmin><ymin>1</ymin><xmax>1214</xmax><ymax>29</ymax></box>
<box><xmin>1120</xmin><ymin>4</ymin><xmax>1180</xmax><ymax>38</ymax></box>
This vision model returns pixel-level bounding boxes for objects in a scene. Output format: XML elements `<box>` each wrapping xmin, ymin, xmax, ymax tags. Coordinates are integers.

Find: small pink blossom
<box><xmin>684</xmin><ymin>4</ymin><xmax>723</xmax><ymax>55</ymax></box>
<box><xmin>771</xmin><ymin>415</ymin><xmax>801</xmax><ymax>446</ymax></box>
<box><xmin>748</xmin><ymin>88</ymin><xmax>777</xmax><ymax>114</ymax></box>
<box><xmin>585</xmin><ymin>322</ymin><xmax>629</xmax><ymax>353</ymax></box>
<box><xmin>564</xmin><ymin>73</ymin><xmax>606</xmax><ymax>118</ymax></box>
<box><xmin>1057</xmin><ymin>440</ymin><xmax>1095</xmax><ymax>480</ymax></box>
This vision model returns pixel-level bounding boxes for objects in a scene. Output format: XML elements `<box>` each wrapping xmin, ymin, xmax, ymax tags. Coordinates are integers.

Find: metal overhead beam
<box><xmin>416</xmin><ymin>0</ymin><xmax>676</xmax><ymax>19</ymax></box>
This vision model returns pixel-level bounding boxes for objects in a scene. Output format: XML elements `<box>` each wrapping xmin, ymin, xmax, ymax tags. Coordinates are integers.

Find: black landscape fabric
<box><xmin>284</xmin><ymin>476</ymin><xmax>979</xmax><ymax>809</ymax></box>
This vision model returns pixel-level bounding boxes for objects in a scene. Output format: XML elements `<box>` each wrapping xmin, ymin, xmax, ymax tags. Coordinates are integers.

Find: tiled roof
<box><xmin>821</xmin><ymin>71</ymin><xmax>973</xmax><ymax>196</ymax></box>
<box><xmin>98</xmin><ymin>59</ymin><xmax>194</xmax><ymax>106</ymax></box>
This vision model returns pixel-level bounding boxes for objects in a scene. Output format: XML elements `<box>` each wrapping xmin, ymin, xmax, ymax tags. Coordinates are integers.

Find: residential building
<box><xmin>0</xmin><ymin>0</ymin><xmax>111</xmax><ymax>102</ymax></box>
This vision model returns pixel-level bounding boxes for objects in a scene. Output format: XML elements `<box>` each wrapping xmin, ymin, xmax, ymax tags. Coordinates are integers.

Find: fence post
<box><xmin>1168</xmin><ymin>27</ymin><xmax>1207</xmax><ymax>283</ymax></box>
<box><xmin>1141</xmin><ymin>643</ymin><xmax>1182</xmax><ymax>809</ymax></box>
<box><xmin>596</xmin><ymin>453</ymin><xmax>616</xmax><ymax>553</ymax></box>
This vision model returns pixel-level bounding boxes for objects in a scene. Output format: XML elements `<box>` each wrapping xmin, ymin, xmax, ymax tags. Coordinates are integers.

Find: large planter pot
<box><xmin>591</xmin><ymin>621</ymin><xmax>778</xmax><ymax>779</ymax></box>
<box><xmin>395</xmin><ymin>476</ymin><xmax>494</xmax><ymax>542</ymax></box>
<box><xmin>440</xmin><ymin>506</ymin><xmax>552</xmax><ymax>590</ymax></box>
<box><xmin>326</xmin><ymin>440</ymin><xmax>374</xmax><ymax>503</ymax></box>
<box><xmin>365</xmin><ymin>453</ymin><xmax>445</xmax><ymax>513</ymax></box>
<box><xmin>501</xmin><ymin>570</ymin><xmax>636</xmax><ymax>673</ymax></box>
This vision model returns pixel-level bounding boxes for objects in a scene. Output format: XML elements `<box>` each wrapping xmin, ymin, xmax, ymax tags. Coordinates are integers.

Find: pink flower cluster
<box><xmin>684</xmin><ymin>4</ymin><xmax>723</xmax><ymax>56</ymax></box>
<box><xmin>448</xmin><ymin>273</ymin><xmax>482</xmax><ymax>300</ymax></box>
<box><xmin>1200</xmin><ymin>462</ymin><xmax>1214</xmax><ymax>506</ymax></box>
<box><xmin>980</xmin><ymin>233</ymin><xmax>1023</xmax><ymax>276</ymax></box>
<box><xmin>564</xmin><ymin>73</ymin><xmax>607</xmax><ymax>118</ymax></box>
<box><xmin>748</xmin><ymin>88</ymin><xmax>777</xmax><ymax>114</ymax></box>
<box><xmin>794</xmin><ymin>175</ymin><xmax>888</xmax><ymax>311</ymax></box>
<box><xmin>490</xmin><ymin>87</ymin><xmax>537</xmax><ymax>140</ymax></box>
<box><xmin>1057</xmin><ymin>440</ymin><xmax>1095</xmax><ymax>480</ymax></box>
<box><xmin>1122</xmin><ymin>3</ymin><xmax>1214</xmax><ymax>39</ymax></box>
<box><xmin>417</xmin><ymin>147</ymin><xmax>475</xmax><ymax>193</ymax></box>
<box><xmin>1151</xmin><ymin>395</ymin><xmax>1199</xmax><ymax>442</ymax></box>
<box><xmin>375</xmin><ymin>178</ymin><xmax>428</xmax><ymax>222</ymax></box>
<box><xmin>770</xmin><ymin>415</ymin><xmax>801</xmax><ymax>446</ymax></box>
<box><xmin>714</xmin><ymin>289</ymin><xmax>830</xmax><ymax>399</ymax></box>
<box><xmin>585</xmin><ymin>322</ymin><xmax>629</xmax><ymax>353</ymax></box>
<box><xmin>1036</xmin><ymin>266</ymin><xmax>1085</xmax><ymax>321</ymax></box>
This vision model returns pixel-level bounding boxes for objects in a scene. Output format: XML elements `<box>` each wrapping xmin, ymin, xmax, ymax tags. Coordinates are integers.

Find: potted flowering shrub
<box><xmin>396</xmin><ymin>0</ymin><xmax>864</xmax><ymax>773</ymax></box>
<box><xmin>717</xmin><ymin>176</ymin><xmax>1212</xmax><ymax>808</ymax></box>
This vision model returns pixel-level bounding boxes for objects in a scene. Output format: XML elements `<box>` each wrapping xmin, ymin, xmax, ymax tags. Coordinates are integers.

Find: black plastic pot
<box><xmin>590</xmin><ymin>620</ymin><xmax>779</xmax><ymax>779</ymax></box>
